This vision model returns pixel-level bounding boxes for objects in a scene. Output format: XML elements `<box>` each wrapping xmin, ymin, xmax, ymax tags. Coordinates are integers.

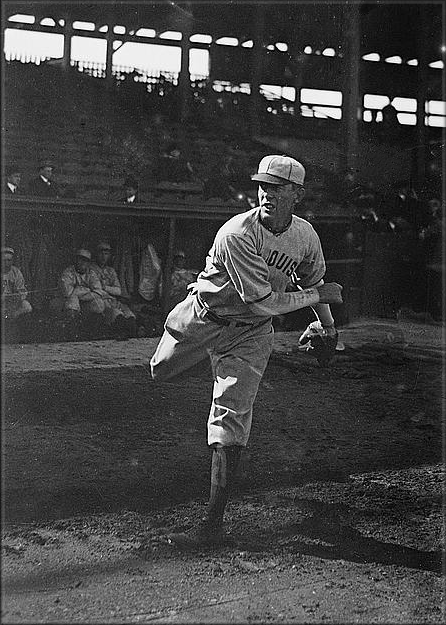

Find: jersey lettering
<box><xmin>286</xmin><ymin>260</ymin><xmax>298</xmax><ymax>277</ymax></box>
<box><xmin>266</xmin><ymin>250</ymin><xmax>278</xmax><ymax>266</ymax></box>
<box><xmin>265</xmin><ymin>249</ymin><xmax>298</xmax><ymax>278</ymax></box>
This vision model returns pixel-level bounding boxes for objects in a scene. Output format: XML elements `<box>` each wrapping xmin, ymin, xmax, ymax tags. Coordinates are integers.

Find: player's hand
<box><xmin>316</xmin><ymin>282</ymin><xmax>343</xmax><ymax>304</ymax></box>
<box><xmin>298</xmin><ymin>321</ymin><xmax>339</xmax><ymax>366</ymax></box>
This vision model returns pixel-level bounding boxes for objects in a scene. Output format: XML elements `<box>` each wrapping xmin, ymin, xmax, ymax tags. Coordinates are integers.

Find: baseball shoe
<box><xmin>166</xmin><ymin>521</ymin><xmax>229</xmax><ymax>550</ymax></box>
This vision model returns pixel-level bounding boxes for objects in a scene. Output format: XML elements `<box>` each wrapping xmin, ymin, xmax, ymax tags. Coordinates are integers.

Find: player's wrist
<box><xmin>322</xmin><ymin>325</ymin><xmax>337</xmax><ymax>337</ymax></box>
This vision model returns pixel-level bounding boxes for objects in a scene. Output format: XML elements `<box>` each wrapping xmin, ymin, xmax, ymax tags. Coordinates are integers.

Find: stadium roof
<box><xmin>3</xmin><ymin>1</ymin><xmax>444</xmax><ymax>64</ymax></box>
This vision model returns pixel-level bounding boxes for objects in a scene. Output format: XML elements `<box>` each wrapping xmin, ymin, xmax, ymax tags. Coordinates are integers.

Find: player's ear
<box><xmin>294</xmin><ymin>184</ymin><xmax>305</xmax><ymax>203</ymax></box>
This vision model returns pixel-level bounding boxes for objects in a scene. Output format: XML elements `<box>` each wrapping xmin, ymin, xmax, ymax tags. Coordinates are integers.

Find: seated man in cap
<box><xmin>27</xmin><ymin>162</ymin><xmax>61</xmax><ymax>198</ymax></box>
<box><xmin>50</xmin><ymin>249</ymin><xmax>106</xmax><ymax>339</ymax></box>
<box><xmin>4</xmin><ymin>166</ymin><xmax>22</xmax><ymax>195</ymax></box>
<box><xmin>2</xmin><ymin>246</ymin><xmax>33</xmax><ymax>321</ymax></box>
<box><xmin>90</xmin><ymin>242</ymin><xmax>137</xmax><ymax>338</ymax></box>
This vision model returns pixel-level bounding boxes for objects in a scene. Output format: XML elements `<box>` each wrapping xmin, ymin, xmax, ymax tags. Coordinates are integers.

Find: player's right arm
<box><xmin>217</xmin><ymin>234</ymin><xmax>342</xmax><ymax>316</ymax></box>
<box><xmin>248</xmin><ymin>283</ymin><xmax>342</xmax><ymax>316</ymax></box>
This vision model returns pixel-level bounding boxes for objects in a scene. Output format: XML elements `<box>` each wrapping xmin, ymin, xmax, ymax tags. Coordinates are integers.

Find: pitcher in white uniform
<box><xmin>151</xmin><ymin>154</ymin><xmax>343</xmax><ymax>548</ymax></box>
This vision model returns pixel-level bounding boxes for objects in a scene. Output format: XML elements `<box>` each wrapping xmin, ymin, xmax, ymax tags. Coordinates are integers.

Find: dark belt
<box><xmin>196</xmin><ymin>294</ymin><xmax>254</xmax><ymax>327</ymax></box>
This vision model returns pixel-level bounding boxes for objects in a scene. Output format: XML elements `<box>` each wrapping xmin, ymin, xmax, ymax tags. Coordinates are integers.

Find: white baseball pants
<box><xmin>150</xmin><ymin>293</ymin><xmax>274</xmax><ymax>447</ymax></box>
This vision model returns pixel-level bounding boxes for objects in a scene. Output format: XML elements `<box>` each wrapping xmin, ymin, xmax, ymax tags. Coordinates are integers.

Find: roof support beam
<box><xmin>250</xmin><ymin>3</ymin><xmax>265</xmax><ymax>137</ymax></box>
<box><xmin>341</xmin><ymin>3</ymin><xmax>360</xmax><ymax>179</ymax></box>
<box><xmin>414</xmin><ymin>7</ymin><xmax>429</xmax><ymax>190</ymax></box>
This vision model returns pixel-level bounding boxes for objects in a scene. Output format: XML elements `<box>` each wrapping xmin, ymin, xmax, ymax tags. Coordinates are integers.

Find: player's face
<box><xmin>258</xmin><ymin>182</ymin><xmax>303</xmax><ymax>223</ymax></box>
<box><xmin>2</xmin><ymin>253</ymin><xmax>13</xmax><ymax>271</ymax></box>
<box><xmin>97</xmin><ymin>249</ymin><xmax>111</xmax><ymax>266</ymax></box>
<box><xmin>75</xmin><ymin>256</ymin><xmax>89</xmax><ymax>273</ymax></box>
<box><xmin>8</xmin><ymin>173</ymin><xmax>21</xmax><ymax>187</ymax></box>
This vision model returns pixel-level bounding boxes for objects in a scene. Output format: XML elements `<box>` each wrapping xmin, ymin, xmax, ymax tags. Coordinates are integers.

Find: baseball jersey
<box><xmin>90</xmin><ymin>263</ymin><xmax>122</xmax><ymax>296</ymax></box>
<box><xmin>2</xmin><ymin>266</ymin><xmax>28</xmax><ymax>300</ymax></box>
<box><xmin>196</xmin><ymin>207</ymin><xmax>326</xmax><ymax>320</ymax></box>
<box><xmin>59</xmin><ymin>265</ymin><xmax>103</xmax><ymax>299</ymax></box>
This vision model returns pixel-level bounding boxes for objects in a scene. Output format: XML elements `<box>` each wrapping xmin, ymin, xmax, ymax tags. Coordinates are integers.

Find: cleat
<box><xmin>166</xmin><ymin>522</ymin><xmax>227</xmax><ymax>550</ymax></box>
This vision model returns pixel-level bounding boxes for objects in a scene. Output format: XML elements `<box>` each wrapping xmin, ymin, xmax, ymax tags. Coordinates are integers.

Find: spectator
<box><xmin>4</xmin><ymin>166</ymin><xmax>22</xmax><ymax>195</ymax></box>
<box><xmin>27</xmin><ymin>161</ymin><xmax>61</xmax><ymax>198</ymax></box>
<box><xmin>158</xmin><ymin>145</ymin><xmax>194</xmax><ymax>183</ymax></box>
<box><xmin>50</xmin><ymin>248</ymin><xmax>106</xmax><ymax>338</ymax></box>
<box><xmin>165</xmin><ymin>249</ymin><xmax>199</xmax><ymax>311</ymax></box>
<box><xmin>120</xmin><ymin>176</ymin><xmax>141</xmax><ymax>204</ymax></box>
<box><xmin>2</xmin><ymin>246</ymin><xmax>32</xmax><ymax>320</ymax></box>
<box><xmin>203</xmin><ymin>154</ymin><xmax>236</xmax><ymax>202</ymax></box>
<box><xmin>91</xmin><ymin>241</ymin><xmax>137</xmax><ymax>338</ymax></box>
<box><xmin>386</xmin><ymin>181</ymin><xmax>422</xmax><ymax>232</ymax></box>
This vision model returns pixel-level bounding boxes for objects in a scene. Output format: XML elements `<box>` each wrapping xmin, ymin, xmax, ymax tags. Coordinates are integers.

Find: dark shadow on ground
<box><xmin>232</xmin><ymin>498</ymin><xmax>443</xmax><ymax>574</ymax></box>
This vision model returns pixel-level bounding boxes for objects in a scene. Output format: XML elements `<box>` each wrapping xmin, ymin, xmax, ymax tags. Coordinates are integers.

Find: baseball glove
<box><xmin>298</xmin><ymin>321</ymin><xmax>339</xmax><ymax>366</ymax></box>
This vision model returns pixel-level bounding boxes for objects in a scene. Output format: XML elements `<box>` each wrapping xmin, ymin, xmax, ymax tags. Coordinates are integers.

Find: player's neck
<box><xmin>260</xmin><ymin>214</ymin><xmax>293</xmax><ymax>236</ymax></box>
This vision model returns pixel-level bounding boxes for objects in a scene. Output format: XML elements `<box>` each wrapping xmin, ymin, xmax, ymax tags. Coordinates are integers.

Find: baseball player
<box><xmin>2</xmin><ymin>246</ymin><xmax>32</xmax><ymax>319</ymax></box>
<box><xmin>150</xmin><ymin>155</ymin><xmax>342</xmax><ymax>549</ymax></box>
<box><xmin>90</xmin><ymin>242</ymin><xmax>137</xmax><ymax>337</ymax></box>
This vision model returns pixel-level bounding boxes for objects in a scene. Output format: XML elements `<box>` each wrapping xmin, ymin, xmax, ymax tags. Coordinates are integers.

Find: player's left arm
<box><xmin>310</xmin><ymin>278</ymin><xmax>337</xmax><ymax>334</ymax></box>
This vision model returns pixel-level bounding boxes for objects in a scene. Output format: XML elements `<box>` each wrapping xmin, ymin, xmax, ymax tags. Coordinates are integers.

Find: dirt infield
<box><xmin>2</xmin><ymin>318</ymin><xmax>445</xmax><ymax>623</ymax></box>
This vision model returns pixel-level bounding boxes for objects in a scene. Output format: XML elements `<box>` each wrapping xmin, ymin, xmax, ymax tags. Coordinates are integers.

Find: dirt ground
<box><xmin>1</xmin><ymin>318</ymin><xmax>445</xmax><ymax>623</ymax></box>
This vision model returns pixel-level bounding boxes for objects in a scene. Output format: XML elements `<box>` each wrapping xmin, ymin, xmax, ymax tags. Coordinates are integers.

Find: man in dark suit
<box><xmin>27</xmin><ymin>161</ymin><xmax>61</xmax><ymax>198</ymax></box>
<box><xmin>4</xmin><ymin>166</ymin><xmax>22</xmax><ymax>195</ymax></box>
<box><xmin>119</xmin><ymin>175</ymin><xmax>141</xmax><ymax>204</ymax></box>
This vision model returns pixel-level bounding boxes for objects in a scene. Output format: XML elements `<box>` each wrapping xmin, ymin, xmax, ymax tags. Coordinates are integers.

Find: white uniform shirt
<box><xmin>197</xmin><ymin>207</ymin><xmax>326</xmax><ymax>320</ymax></box>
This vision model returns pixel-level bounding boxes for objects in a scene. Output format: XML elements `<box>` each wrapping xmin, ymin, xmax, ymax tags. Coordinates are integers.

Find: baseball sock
<box><xmin>204</xmin><ymin>444</ymin><xmax>242</xmax><ymax>529</ymax></box>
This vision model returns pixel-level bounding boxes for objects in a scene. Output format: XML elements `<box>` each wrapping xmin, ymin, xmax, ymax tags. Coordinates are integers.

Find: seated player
<box><xmin>90</xmin><ymin>241</ymin><xmax>137</xmax><ymax>338</ymax></box>
<box><xmin>50</xmin><ymin>248</ymin><xmax>106</xmax><ymax>339</ymax></box>
<box><xmin>2</xmin><ymin>246</ymin><xmax>33</xmax><ymax>342</ymax></box>
<box><xmin>2</xmin><ymin>246</ymin><xmax>32</xmax><ymax>319</ymax></box>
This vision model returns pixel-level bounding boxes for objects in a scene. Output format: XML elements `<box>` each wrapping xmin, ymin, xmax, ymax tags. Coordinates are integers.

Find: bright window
<box><xmin>301</xmin><ymin>89</ymin><xmax>342</xmax><ymax>106</ymax></box>
<box><xmin>363</xmin><ymin>94</ymin><xmax>390</xmax><ymax>109</ymax></box>
<box><xmin>73</xmin><ymin>21</ymin><xmax>95</xmax><ymax>31</ymax></box>
<box><xmin>4</xmin><ymin>28</ymin><xmax>63</xmax><ymax>60</ymax></box>
<box><xmin>427</xmin><ymin>116</ymin><xmax>446</xmax><ymax>127</ymax></box>
<box><xmin>397</xmin><ymin>113</ymin><xmax>417</xmax><ymax>125</ymax></box>
<box><xmin>426</xmin><ymin>100</ymin><xmax>446</xmax><ymax>115</ymax></box>
<box><xmin>362</xmin><ymin>52</ymin><xmax>380</xmax><ymax>61</ymax></box>
<box><xmin>159</xmin><ymin>31</ymin><xmax>182</xmax><ymax>40</ymax></box>
<box><xmin>216</xmin><ymin>37</ymin><xmax>238</xmax><ymax>46</ymax></box>
<box><xmin>111</xmin><ymin>42</ymin><xmax>181</xmax><ymax>72</ymax></box>
<box><xmin>135</xmin><ymin>28</ymin><xmax>155</xmax><ymax>38</ymax></box>
<box><xmin>71</xmin><ymin>36</ymin><xmax>106</xmax><ymax>63</ymax></box>
<box><xmin>190</xmin><ymin>34</ymin><xmax>212</xmax><ymax>44</ymax></box>
<box><xmin>8</xmin><ymin>14</ymin><xmax>35</xmax><ymax>24</ymax></box>
<box><xmin>189</xmin><ymin>48</ymin><xmax>209</xmax><ymax>76</ymax></box>
<box><xmin>392</xmin><ymin>97</ymin><xmax>417</xmax><ymax>113</ymax></box>
<box><xmin>40</xmin><ymin>18</ymin><xmax>56</xmax><ymax>27</ymax></box>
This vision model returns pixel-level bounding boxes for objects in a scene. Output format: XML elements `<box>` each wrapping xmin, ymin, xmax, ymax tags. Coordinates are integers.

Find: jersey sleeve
<box><xmin>13</xmin><ymin>268</ymin><xmax>28</xmax><ymax>300</ymax></box>
<box><xmin>294</xmin><ymin>226</ymin><xmax>326</xmax><ymax>287</ymax></box>
<box><xmin>216</xmin><ymin>233</ymin><xmax>272</xmax><ymax>304</ymax></box>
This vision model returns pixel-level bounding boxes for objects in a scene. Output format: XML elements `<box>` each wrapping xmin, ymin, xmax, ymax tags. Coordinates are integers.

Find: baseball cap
<box><xmin>39</xmin><ymin>160</ymin><xmax>56</xmax><ymax>170</ymax></box>
<box><xmin>75</xmin><ymin>248</ymin><xmax>91</xmax><ymax>260</ymax></box>
<box><xmin>251</xmin><ymin>155</ymin><xmax>305</xmax><ymax>185</ymax></box>
<box><xmin>97</xmin><ymin>242</ymin><xmax>112</xmax><ymax>252</ymax></box>
<box><xmin>6</xmin><ymin>165</ymin><xmax>21</xmax><ymax>176</ymax></box>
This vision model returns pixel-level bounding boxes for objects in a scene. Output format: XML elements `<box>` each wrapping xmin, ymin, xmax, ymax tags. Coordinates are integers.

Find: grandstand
<box><xmin>2</xmin><ymin>2</ymin><xmax>444</xmax><ymax>340</ymax></box>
